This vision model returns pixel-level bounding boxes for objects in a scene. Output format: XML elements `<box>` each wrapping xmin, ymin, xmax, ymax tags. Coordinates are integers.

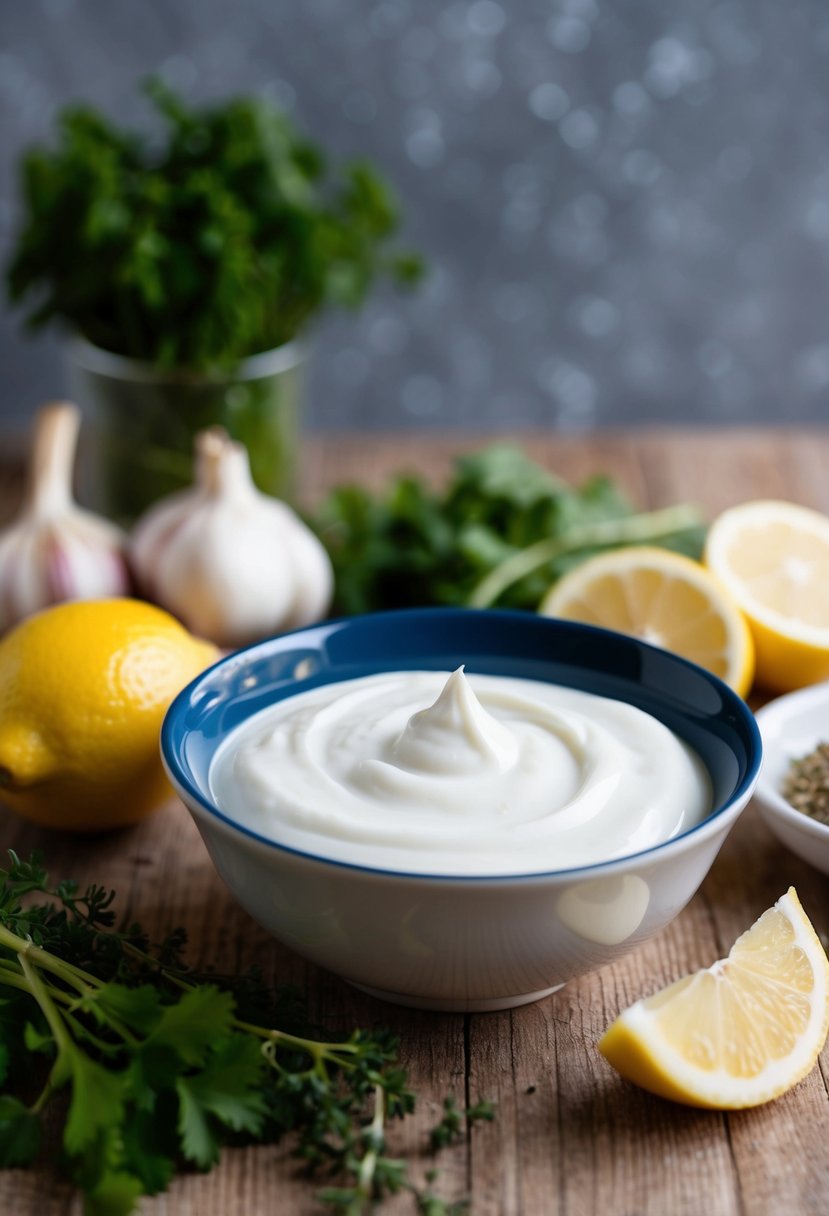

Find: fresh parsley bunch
<box><xmin>314</xmin><ymin>444</ymin><xmax>706</xmax><ymax>615</ymax></box>
<box><xmin>0</xmin><ymin>852</ymin><xmax>487</xmax><ymax>1215</ymax></box>
<box><xmin>6</xmin><ymin>78</ymin><xmax>422</xmax><ymax>369</ymax></box>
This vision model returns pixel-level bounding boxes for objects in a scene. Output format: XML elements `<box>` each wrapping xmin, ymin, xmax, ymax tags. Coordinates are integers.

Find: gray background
<box><xmin>2</xmin><ymin>0</ymin><xmax>829</xmax><ymax>437</ymax></box>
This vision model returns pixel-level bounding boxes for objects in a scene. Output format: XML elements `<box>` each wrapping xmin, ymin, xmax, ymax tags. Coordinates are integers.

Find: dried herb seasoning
<box><xmin>781</xmin><ymin>743</ymin><xmax>829</xmax><ymax>824</ymax></box>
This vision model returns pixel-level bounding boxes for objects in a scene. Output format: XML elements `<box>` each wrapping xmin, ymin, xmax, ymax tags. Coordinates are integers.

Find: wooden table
<box><xmin>2</xmin><ymin>428</ymin><xmax>829</xmax><ymax>1216</ymax></box>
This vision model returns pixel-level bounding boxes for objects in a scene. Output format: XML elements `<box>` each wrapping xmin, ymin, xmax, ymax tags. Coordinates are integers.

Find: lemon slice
<box><xmin>599</xmin><ymin>888</ymin><xmax>829</xmax><ymax>1109</ymax></box>
<box><xmin>539</xmin><ymin>546</ymin><xmax>754</xmax><ymax>696</ymax></box>
<box><xmin>704</xmin><ymin>499</ymin><xmax>829</xmax><ymax>693</ymax></box>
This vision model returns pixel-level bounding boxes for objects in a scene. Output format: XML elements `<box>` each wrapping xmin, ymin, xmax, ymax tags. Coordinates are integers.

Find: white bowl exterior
<box><xmin>180</xmin><ymin>786</ymin><xmax>753</xmax><ymax>1012</ymax></box>
<box><xmin>754</xmin><ymin>682</ymin><xmax>829</xmax><ymax>876</ymax></box>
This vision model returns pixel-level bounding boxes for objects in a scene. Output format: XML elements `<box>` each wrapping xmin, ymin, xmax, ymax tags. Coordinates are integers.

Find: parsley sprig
<box><xmin>0</xmin><ymin>852</ymin><xmax>485</xmax><ymax>1215</ymax></box>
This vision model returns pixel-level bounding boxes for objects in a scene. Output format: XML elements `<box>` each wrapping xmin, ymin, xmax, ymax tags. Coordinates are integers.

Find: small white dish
<box><xmin>754</xmin><ymin>681</ymin><xmax>829</xmax><ymax>876</ymax></box>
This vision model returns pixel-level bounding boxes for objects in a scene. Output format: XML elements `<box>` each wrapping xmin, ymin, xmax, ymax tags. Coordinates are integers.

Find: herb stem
<box><xmin>0</xmin><ymin>923</ymin><xmax>101</xmax><ymax>996</ymax></box>
<box><xmin>64</xmin><ymin>1006</ymin><xmax>138</xmax><ymax>1052</ymax></box>
<box><xmin>18</xmin><ymin>950</ymin><xmax>73</xmax><ymax>1059</ymax></box>
<box><xmin>124</xmin><ymin>939</ymin><xmax>366</xmax><ymax>1061</ymax></box>
<box><xmin>356</xmin><ymin>1085</ymin><xmax>386</xmax><ymax>1205</ymax></box>
<box><xmin>467</xmin><ymin>503</ymin><xmax>703</xmax><ymax>609</ymax></box>
<box><xmin>235</xmin><ymin>1016</ymin><xmax>362</xmax><ymax>1060</ymax></box>
<box><xmin>0</xmin><ymin>962</ymin><xmax>73</xmax><ymax>1009</ymax></box>
<box><xmin>30</xmin><ymin>1076</ymin><xmax>56</xmax><ymax>1116</ymax></box>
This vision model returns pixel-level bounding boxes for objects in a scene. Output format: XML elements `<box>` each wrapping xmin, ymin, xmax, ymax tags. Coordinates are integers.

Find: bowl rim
<box><xmin>161</xmin><ymin>607</ymin><xmax>763</xmax><ymax>884</ymax></box>
<box><xmin>753</xmin><ymin>681</ymin><xmax>829</xmax><ymax>842</ymax></box>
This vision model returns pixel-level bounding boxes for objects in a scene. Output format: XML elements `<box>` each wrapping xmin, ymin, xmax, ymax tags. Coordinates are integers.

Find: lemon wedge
<box><xmin>704</xmin><ymin>499</ymin><xmax>829</xmax><ymax>692</ymax></box>
<box><xmin>599</xmin><ymin>888</ymin><xmax>829</xmax><ymax>1109</ymax></box>
<box><xmin>539</xmin><ymin>546</ymin><xmax>754</xmax><ymax>696</ymax></box>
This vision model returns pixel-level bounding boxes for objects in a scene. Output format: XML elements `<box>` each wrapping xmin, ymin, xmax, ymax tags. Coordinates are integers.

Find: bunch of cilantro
<box><xmin>6</xmin><ymin>79</ymin><xmax>421</xmax><ymax>369</ymax></box>
<box><xmin>313</xmin><ymin>444</ymin><xmax>706</xmax><ymax>616</ymax></box>
<box><xmin>0</xmin><ymin>853</ymin><xmax>486</xmax><ymax>1215</ymax></box>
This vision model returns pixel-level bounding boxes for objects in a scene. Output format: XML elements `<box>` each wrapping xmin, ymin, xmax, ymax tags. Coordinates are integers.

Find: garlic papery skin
<box><xmin>0</xmin><ymin>402</ymin><xmax>130</xmax><ymax>633</ymax></box>
<box><xmin>129</xmin><ymin>428</ymin><xmax>334</xmax><ymax>648</ymax></box>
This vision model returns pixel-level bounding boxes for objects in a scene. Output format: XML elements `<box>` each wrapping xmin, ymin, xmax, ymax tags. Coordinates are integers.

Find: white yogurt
<box><xmin>209</xmin><ymin>668</ymin><xmax>711</xmax><ymax>876</ymax></box>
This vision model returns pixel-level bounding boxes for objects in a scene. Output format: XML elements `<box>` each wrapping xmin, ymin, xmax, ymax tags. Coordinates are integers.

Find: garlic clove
<box><xmin>130</xmin><ymin>427</ymin><xmax>334</xmax><ymax>649</ymax></box>
<box><xmin>0</xmin><ymin>402</ymin><xmax>130</xmax><ymax>633</ymax></box>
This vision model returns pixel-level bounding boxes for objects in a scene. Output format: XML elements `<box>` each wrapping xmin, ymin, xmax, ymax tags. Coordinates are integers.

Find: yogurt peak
<box><xmin>392</xmin><ymin>666</ymin><xmax>519</xmax><ymax>775</ymax></box>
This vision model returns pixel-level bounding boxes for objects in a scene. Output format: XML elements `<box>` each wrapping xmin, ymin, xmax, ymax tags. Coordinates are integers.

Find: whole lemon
<box><xmin>0</xmin><ymin>598</ymin><xmax>218</xmax><ymax>831</ymax></box>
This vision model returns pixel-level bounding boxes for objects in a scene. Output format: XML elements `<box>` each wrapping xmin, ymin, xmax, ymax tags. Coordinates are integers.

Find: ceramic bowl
<box><xmin>753</xmin><ymin>682</ymin><xmax>829</xmax><ymax>876</ymax></box>
<box><xmin>161</xmin><ymin>608</ymin><xmax>762</xmax><ymax>1013</ymax></box>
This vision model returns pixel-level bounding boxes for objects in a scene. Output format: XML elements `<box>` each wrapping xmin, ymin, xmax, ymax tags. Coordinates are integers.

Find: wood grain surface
<box><xmin>2</xmin><ymin>428</ymin><xmax>829</xmax><ymax>1216</ymax></box>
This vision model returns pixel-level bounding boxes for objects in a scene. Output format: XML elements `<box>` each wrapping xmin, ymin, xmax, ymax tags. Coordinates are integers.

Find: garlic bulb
<box><xmin>130</xmin><ymin>428</ymin><xmax>333</xmax><ymax>648</ymax></box>
<box><xmin>0</xmin><ymin>401</ymin><xmax>130</xmax><ymax>632</ymax></box>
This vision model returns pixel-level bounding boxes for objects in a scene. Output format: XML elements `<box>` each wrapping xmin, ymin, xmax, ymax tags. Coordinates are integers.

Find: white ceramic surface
<box><xmin>188</xmin><ymin>801</ymin><xmax>753</xmax><ymax>1012</ymax></box>
<box><xmin>754</xmin><ymin>681</ymin><xmax>829</xmax><ymax>876</ymax></box>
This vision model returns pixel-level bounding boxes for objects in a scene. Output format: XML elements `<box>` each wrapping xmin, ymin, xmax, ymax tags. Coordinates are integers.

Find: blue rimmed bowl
<box><xmin>161</xmin><ymin>608</ymin><xmax>762</xmax><ymax>1012</ymax></box>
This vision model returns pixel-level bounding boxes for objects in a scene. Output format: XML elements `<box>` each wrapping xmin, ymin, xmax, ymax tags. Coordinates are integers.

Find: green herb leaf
<box><xmin>0</xmin><ymin>1095</ymin><xmax>41</xmax><ymax>1166</ymax></box>
<box><xmin>175</xmin><ymin>1076</ymin><xmax>221</xmax><ymax>1169</ymax></box>
<box><xmin>93</xmin><ymin>983</ymin><xmax>163</xmax><ymax>1034</ymax></box>
<box><xmin>23</xmin><ymin>1022</ymin><xmax>54</xmax><ymax>1055</ymax></box>
<box><xmin>65</xmin><ymin>1053</ymin><xmax>127</xmax><ymax>1155</ymax></box>
<box><xmin>119</xmin><ymin>1108</ymin><xmax>176</xmax><ymax>1195</ymax></box>
<box><xmin>178</xmin><ymin>1034</ymin><xmax>267</xmax><ymax>1134</ymax></box>
<box><xmin>147</xmin><ymin>985</ymin><xmax>234</xmax><ymax>1066</ymax></box>
<box><xmin>174</xmin><ymin>1036</ymin><xmax>265</xmax><ymax>1172</ymax></box>
<box><xmin>83</xmin><ymin>1169</ymin><xmax>145</xmax><ymax>1216</ymax></box>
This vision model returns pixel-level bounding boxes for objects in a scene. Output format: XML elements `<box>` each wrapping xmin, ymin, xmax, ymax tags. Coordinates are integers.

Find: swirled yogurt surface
<box><xmin>209</xmin><ymin>668</ymin><xmax>711</xmax><ymax>876</ymax></box>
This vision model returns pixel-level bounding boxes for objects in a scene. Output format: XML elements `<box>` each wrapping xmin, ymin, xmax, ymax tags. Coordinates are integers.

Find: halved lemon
<box><xmin>704</xmin><ymin>499</ymin><xmax>829</xmax><ymax>693</ymax></box>
<box><xmin>599</xmin><ymin>888</ymin><xmax>829</xmax><ymax>1109</ymax></box>
<box><xmin>539</xmin><ymin>546</ymin><xmax>754</xmax><ymax>696</ymax></box>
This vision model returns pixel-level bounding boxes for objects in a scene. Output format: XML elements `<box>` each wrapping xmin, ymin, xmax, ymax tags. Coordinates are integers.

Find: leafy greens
<box><xmin>313</xmin><ymin>444</ymin><xmax>706</xmax><ymax>616</ymax></box>
<box><xmin>0</xmin><ymin>852</ymin><xmax>484</xmax><ymax>1215</ymax></box>
<box><xmin>7</xmin><ymin>78</ymin><xmax>422</xmax><ymax>370</ymax></box>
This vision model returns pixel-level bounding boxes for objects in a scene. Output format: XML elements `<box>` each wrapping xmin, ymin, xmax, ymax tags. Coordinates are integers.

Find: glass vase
<box><xmin>67</xmin><ymin>336</ymin><xmax>305</xmax><ymax>523</ymax></box>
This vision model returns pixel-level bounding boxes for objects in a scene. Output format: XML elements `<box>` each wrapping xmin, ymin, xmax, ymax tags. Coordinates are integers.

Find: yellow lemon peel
<box><xmin>0</xmin><ymin>598</ymin><xmax>217</xmax><ymax>831</ymax></box>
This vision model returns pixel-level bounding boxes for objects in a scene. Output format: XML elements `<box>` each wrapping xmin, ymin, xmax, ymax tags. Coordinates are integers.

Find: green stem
<box><xmin>0</xmin><ymin>957</ymin><xmax>135</xmax><ymax>1053</ymax></box>
<box><xmin>30</xmin><ymin>1077</ymin><xmax>56</xmax><ymax>1116</ymax></box>
<box><xmin>235</xmin><ymin>1016</ymin><xmax>362</xmax><ymax>1060</ymax></box>
<box><xmin>18</xmin><ymin>951</ymin><xmax>73</xmax><ymax>1059</ymax></box>
<box><xmin>0</xmin><ymin>923</ymin><xmax>34</xmax><ymax>954</ymax></box>
<box><xmin>356</xmin><ymin>1085</ymin><xmax>386</xmax><ymax>1205</ymax></box>
<box><xmin>149</xmin><ymin>958</ymin><xmax>364</xmax><ymax>1060</ymax></box>
<box><xmin>1</xmin><ymin>924</ymin><xmax>140</xmax><ymax>1047</ymax></box>
<box><xmin>0</xmin><ymin>923</ymin><xmax>103</xmax><ymax>994</ymax></box>
<box><xmin>63</xmin><ymin>1010</ymin><xmax>131</xmax><ymax>1055</ymax></box>
<box><xmin>3</xmin><ymin>923</ymin><xmax>363</xmax><ymax>1069</ymax></box>
<box><xmin>0</xmin><ymin>963</ymin><xmax>74</xmax><ymax>1008</ymax></box>
<box><xmin>466</xmin><ymin>503</ymin><xmax>703</xmax><ymax>609</ymax></box>
<box><xmin>126</xmin><ymin>941</ymin><xmax>371</xmax><ymax>1069</ymax></box>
